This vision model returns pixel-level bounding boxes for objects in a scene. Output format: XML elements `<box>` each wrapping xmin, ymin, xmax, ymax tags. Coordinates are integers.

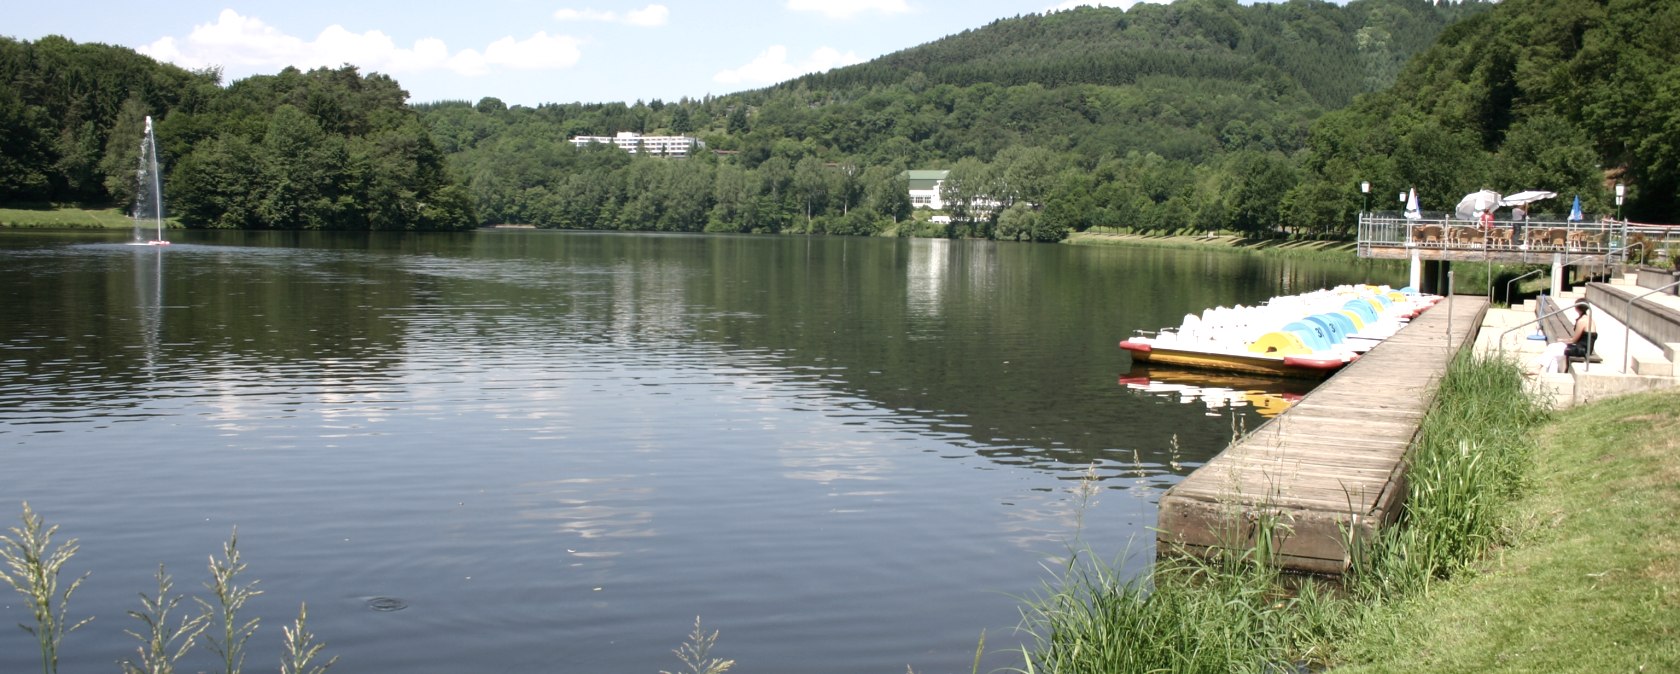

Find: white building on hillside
<box><xmin>904</xmin><ymin>170</ymin><xmax>949</xmax><ymax>210</ymax></box>
<box><xmin>902</xmin><ymin>169</ymin><xmax>1004</xmax><ymax>214</ymax></box>
<box><xmin>570</xmin><ymin>131</ymin><xmax>703</xmax><ymax>158</ymax></box>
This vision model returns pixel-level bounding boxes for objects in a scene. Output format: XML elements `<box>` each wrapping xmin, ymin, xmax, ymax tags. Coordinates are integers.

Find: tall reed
<box><xmin>1</xmin><ymin>509</ymin><xmax>340</xmax><ymax>674</ymax></box>
<box><xmin>280</xmin><ymin>603</ymin><xmax>337</xmax><ymax>674</ymax></box>
<box><xmin>661</xmin><ymin>616</ymin><xmax>733</xmax><ymax>674</ymax></box>
<box><xmin>1348</xmin><ymin>354</ymin><xmax>1545</xmax><ymax>599</ymax></box>
<box><xmin>0</xmin><ymin>502</ymin><xmax>91</xmax><ymax>674</ymax></box>
<box><xmin>199</xmin><ymin>529</ymin><xmax>262</xmax><ymax>674</ymax></box>
<box><xmin>121</xmin><ymin>565</ymin><xmax>207</xmax><ymax>674</ymax></box>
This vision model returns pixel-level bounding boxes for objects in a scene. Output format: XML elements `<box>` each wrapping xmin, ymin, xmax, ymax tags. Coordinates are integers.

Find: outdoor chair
<box><xmin>1411</xmin><ymin>225</ymin><xmax>1442</xmax><ymax>247</ymax></box>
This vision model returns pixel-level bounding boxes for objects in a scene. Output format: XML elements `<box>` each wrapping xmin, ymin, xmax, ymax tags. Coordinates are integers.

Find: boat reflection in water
<box><xmin>1117</xmin><ymin>365</ymin><xmax>1314</xmax><ymax>418</ymax></box>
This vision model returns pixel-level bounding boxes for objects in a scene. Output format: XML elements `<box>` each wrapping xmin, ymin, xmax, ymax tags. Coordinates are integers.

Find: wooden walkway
<box><xmin>1155</xmin><ymin>296</ymin><xmax>1488</xmax><ymax>575</ymax></box>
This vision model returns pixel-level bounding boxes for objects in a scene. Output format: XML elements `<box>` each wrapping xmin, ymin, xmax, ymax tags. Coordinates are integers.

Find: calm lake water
<box><xmin>0</xmin><ymin>230</ymin><xmax>1391</xmax><ymax>673</ymax></box>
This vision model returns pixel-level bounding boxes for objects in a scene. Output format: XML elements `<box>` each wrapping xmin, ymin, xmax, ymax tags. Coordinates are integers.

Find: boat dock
<box><xmin>1155</xmin><ymin>296</ymin><xmax>1488</xmax><ymax>575</ymax></box>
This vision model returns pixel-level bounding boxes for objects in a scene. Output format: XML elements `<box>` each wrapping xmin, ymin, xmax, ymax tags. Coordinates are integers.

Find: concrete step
<box><xmin>1633</xmin><ymin>354</ymin><xmax>1676</xmax><ymax>377</ymax></box>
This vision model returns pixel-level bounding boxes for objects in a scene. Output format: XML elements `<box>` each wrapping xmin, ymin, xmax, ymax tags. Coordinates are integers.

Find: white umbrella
<box><xmin>1500</xmin><ymin>190</ymin><xmax>1556</xmax><ymax>207</ymax></box>
<box><xmin>1404</xmin><ymin>188</ymin><xmax>1421</xmax><ymax>220</ymax></box>
<box><xmin>1455</xmin><ymin>189</ymin><xmax>1501</xmax><ymax>220</ymax></box>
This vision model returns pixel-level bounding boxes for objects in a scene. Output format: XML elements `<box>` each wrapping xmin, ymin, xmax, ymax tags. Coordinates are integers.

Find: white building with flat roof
<box><xmin>570</xmin><ymin>131</ymin><xmax>703</xmax><ymax>158</ymax></box>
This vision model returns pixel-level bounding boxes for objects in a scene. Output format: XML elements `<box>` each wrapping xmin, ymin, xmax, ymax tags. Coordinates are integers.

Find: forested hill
<box><xmin>1296</xmin><ymin>0</ymin><xmax>1680</xmax><ymax>224</ymax></box>
<box><xmin>785</xmin><ymin>0</ymin><xmax>1467</xmax><ymax>112</ymax></box>
<box><xmin>425</xmin><ymin>0</ymin><xmax>1486</xmax><ymax>237</ymax></box>
<box><xmin>0</xmin><ymin>36</ymin><xmax>475</xmax><ymax>230</ymax></box>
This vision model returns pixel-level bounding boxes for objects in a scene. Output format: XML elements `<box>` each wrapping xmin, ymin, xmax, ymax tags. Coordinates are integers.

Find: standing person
<box><xmin>1478</xmin><ymin>207</ymin><xmax>1495</xmax><ymax>247</ymax></box>
<box><xmin>1511</xmin><ymin>203</ymin><xmax>1527</xmax><ymax>248</ymax></box>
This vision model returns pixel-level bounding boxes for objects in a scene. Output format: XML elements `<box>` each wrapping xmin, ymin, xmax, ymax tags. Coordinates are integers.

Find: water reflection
<box><xmin>1117</xmin><ymin>365</ymin><xmax>1312</xmax><ymax>419</ymax></box>
<box><xmin>907</xmin><ymin>238</ymin><xmax>947</xmax><ymax>319</ymax></box>
<box><xmin>133</xmin><ymin>245</ymin><xmax>164</xmax><ymax>369</ymax></box>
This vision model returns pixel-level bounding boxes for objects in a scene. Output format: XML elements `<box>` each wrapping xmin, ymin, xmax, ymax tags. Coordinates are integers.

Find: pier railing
<box><xmin>1357</xmin><ymin>212</ymin><xmax>1630</xmax><ymax>262</ymax></box>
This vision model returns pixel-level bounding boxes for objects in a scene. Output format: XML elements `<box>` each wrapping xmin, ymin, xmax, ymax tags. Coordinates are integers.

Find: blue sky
<box><xmin>8</xmin><ymin>1</ymin><xmax>1186</xmax><ymax>107</ymax></box>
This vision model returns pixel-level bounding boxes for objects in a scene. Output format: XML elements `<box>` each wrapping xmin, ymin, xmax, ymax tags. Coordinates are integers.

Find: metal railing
<box><xmin>1358</xmin><ymin>213</ymin><xmax>1629</xmax><ymax>260</ymax></box>
<box><xmin>1497</xmin><ymin>299</ymin><xmax>1586</xmax><ymax>371</ymax></box>
<box><xmin>1504</xmin><ymin>268</ymin><xmax>1545</xmax><ymax>306</ymax></box>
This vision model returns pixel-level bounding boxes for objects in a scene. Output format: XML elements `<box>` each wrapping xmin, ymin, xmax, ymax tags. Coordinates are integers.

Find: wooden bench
<box><xmin>1536</xmin><ymin>295</ymin><xmax>1602</xmax><ymax>366</ymax></box>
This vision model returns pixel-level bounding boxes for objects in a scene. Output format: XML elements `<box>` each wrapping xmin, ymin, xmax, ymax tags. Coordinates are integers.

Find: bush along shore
<box><xmin>1011</xmin><ymin>353</ymin><xmax>1640</xmax><ymax>673</ymax></box>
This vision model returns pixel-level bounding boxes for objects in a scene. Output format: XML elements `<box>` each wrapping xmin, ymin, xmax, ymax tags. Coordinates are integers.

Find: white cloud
<box><xmin>1044</xmin><ymin>0</ymin><xmax>1167</xmax><ymax>12</ymax></box>
<box><xmin>137</xmin><ymin>9</ymin><xmax>583</xmax><ymax>78</ymax></box>
<box><xmin>786</xmin><ymin>0</ymin><xmax>910</xmax><ymax>19</ymax></box>
<box><xmin>625</xmin><ymin>5</ymin><xmax>671</xmax><ymax>26</ymax></box>
<box><xmin>553</xmin><ymin>4</ymin><xmax>670</xmax><ymax>26</ymax></box>
<box><xmin>713</xmin><ymin>45</ymin><xmax>863</xmax><ymax>86</ymax></box>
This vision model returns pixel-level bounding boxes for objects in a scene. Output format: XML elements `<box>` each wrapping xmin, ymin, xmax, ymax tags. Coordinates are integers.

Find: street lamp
<box><xmin>1360</xmin><ymin>181</ymin><xmax>1371</xmax><ymax>215</ymax></box>
<box><xmin>1615</xmin><ymin>183</ymin><xmax>1625</xmax><ymax>220</ymax></box>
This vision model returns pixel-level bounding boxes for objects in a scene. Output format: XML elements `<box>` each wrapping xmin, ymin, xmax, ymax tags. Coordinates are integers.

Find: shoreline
<box><xmin>1066</xmin><ymin>230</ymin><xmax>1358</xmax><ymax>258</ymax></box>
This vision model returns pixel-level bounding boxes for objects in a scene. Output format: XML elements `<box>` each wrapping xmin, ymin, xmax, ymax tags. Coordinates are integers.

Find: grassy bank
<box><xmin>1066</xmin><ymin>229</ymin><xmax>1358</xmax><ymax>260</ymax></box>
<box><xmin>1335</xmin><ymin>387</ymin><xmax>1680</xmax><ymax>672</ymax></box>
<box><xmin>1014</xmin><ymin>355</ymin><xmax>1674</xmax><ymax>672</ymax></box>
<box><xmin>0</xmin><ymin>206</ymin><xmax>174</xmax><ymax>230</ymax></box>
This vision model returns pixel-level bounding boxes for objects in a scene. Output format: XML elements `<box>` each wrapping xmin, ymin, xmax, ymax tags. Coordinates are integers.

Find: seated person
<box><xmin>1533</xmin><ymin>300</ymin><xmax>1596</xmax><ymax>373</ymax></box>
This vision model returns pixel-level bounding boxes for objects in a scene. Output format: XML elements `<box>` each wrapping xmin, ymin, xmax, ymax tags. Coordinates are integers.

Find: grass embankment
<box><xmin>0</xmin><ymin>206</ymin><xmax>151</xmax><ymax>229</ymax></box>
<box><xmin>1066</xmin><ymin>229</ymin><xmax>1358</xmax><ymax>260</ymax></box>
<box><xmin>1017</xmin><ymin>356</ymin><xmax>1679</xmax><ymax>672</ymax></box>
<box><xmin>1337</xmin><ymin>387</ymin><xmax>1680</xmax><ymax>672</ymax></box>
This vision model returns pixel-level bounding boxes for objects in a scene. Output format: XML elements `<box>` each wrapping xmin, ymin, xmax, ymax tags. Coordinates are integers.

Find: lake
<box><xmin>0</xmin><ymin>230</ymin><xmax>1390</xmax><ymax>673</ymax></box>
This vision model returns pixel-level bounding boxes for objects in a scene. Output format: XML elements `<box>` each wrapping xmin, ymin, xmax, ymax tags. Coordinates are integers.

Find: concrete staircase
<box><xmin>1475</xmin><ymin>271</ymin><xmax>1680</xmax><ymax>408</ymax></box>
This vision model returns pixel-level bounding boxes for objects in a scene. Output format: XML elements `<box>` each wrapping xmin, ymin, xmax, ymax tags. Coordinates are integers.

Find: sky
<box><xmin>7</xmin><ymin>0</ymin><xmax>1186</xmax><ymax>107</ymax></box>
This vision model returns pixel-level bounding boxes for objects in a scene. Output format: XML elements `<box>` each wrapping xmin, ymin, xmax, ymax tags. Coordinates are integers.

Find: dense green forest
<box><xmin>0</xmin><ymin>36</ymin><xmax>475</xmax><ymax>230</ymax></box>
<box><xmin>3</xmin><ymin>0</ymin><xmax>1676</xmax><ymax>237</ymax></box>
<box><xmin>1297</xmin><ymin>0</ymin><xmax>1680</xmax><ymax>224</ymax></box>
<box><xmin>421</xmin><ymin>0</ymin><xmax>1488</xmax><ymax>239</ymax></box>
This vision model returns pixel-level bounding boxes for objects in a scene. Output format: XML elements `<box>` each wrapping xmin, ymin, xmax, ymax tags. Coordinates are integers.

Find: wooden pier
<box><xmin>1155</xmin><ymin>296</ymin><xmax>1488</xmax><ymax>575</ymax></box>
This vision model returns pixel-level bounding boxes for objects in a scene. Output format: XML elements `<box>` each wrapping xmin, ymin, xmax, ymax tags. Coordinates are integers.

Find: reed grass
<box><xmin>0</xmin><ymin>510</ymin><xmax>341</xmax><ymax>674</ymax></box>
<box><xmin>0</xmin><ymin>502</ymin><xmax>91</xmax><ymax>674</ymax></box>
<box><xmin>661</xmin><ymin>617</ymin><xmax>734</xmax><ymax>674</ymax></box>
<box><xmin>1347</xmin><ymin>354</ymin><xmax>1545</xmax><ymax>599</ymax></box>
<box><xmin>121</xmin><ymin>565</ymin><xmax>207</xmax><ymax>674</ymax></box>
<box><xmin>200</xmin><ymin>529</ymin><xmax>262</xmax><ymax>674</ymax></box>
<box><xmin>280</xmin><ymin>603</ymin><xmax>336</xmax><ymax>674</ymax></box>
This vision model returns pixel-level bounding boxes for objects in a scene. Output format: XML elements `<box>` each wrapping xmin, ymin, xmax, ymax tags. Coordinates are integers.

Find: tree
<box><xmin>670</xmin><ymin>106</ymin><xmax>693</xmax><ymax>135</ymax></box>
<box><xmin>793</xmin><ymin>156</ymin><xmax>829</xmax><ymax>229</ymax></box>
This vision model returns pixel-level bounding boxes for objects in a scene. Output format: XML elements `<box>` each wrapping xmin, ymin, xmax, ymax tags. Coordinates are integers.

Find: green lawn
<box><xmin>1337</xmin><ymin>389</ymin><xmax>1680</xmax><ymax>672</ymax></box>
<box><xmin>0</xmin><ymin>206</ymin><xmax>175</xmax><ymax>229</ymax></box>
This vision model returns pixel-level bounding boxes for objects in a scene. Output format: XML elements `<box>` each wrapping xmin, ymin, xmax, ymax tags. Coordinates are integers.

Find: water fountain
<box><xmin>132</xmin><ymin>115</ymin><xmax>169</xmax><ymax>246</ymax></box>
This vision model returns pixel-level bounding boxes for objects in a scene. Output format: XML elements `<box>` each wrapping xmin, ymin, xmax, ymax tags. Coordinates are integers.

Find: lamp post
<box><xmin>1615</xmin><ymin>183</ymin><xmax>1625</xmax><ymax>220</ymax></box>
<box><xmin>1360</xmin><ymin>181</ymin><xmax>1370</xmax><ymax>215</ymax></box>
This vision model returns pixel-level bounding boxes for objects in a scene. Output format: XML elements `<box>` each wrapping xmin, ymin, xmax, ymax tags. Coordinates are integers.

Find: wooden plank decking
<box><xmin>1155</xmin><ymin>296</ymin><xmax>1488</xmax><ymax>575</ymax></box>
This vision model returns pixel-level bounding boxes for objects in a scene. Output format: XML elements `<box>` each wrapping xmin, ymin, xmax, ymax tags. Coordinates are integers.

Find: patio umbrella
<box><xmin>1568</xmin><ymin>195</ymin><xmax>1583</xmax><ymax>222</ymax></box>
<box><xmin>1500</xmin><ymin>190</ymin><xmax>1556</xmax><ymax>207</ymax></box>
<box><xmin>1404</xmin><ymin>188</ymin><xmax>1421</xmax><ymax>220</ymax></box>
<box><xmin>1454</xmin><ymin>189</ymin><xmax>1501</xmax><ymax>220</ymax></box>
